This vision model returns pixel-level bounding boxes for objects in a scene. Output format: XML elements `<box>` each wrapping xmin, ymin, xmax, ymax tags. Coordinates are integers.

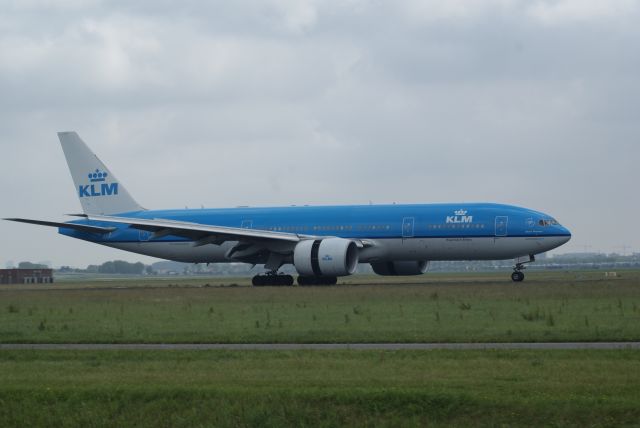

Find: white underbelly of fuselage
<box><xmin>103</xmin><ymin>236</ymin><xmax>566</xmax><ymax>264</ymax></box>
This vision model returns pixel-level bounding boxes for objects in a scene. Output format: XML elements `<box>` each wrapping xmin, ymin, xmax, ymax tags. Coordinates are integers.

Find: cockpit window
<box><xmin>539</xmin><ymin>218</ymin><xmax>560</xmax><ymax>227</ymax></box>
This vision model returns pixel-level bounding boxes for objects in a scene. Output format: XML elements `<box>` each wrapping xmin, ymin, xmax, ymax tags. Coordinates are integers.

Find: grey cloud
<box><xmin>1</xmin><ymin>0</ymin><xmax>639</xmax><ymax>266</ymax></box>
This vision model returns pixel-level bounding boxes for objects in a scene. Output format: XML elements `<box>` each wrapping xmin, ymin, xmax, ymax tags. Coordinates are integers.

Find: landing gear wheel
<box><xmin>280</xmin><ymin>275</ymin><xmax>294</xmax><ymax>286</ymax></box>
<box><xmin>510</xmin><ymin>255</ymin><xmax>534</xmax><ymax>283</ymax></box>
<box><xmin>511</xmin><ymin>271</ymin><xmax>525</xmax><ymax>282</ymax></box>
<box><xmin>297</xmin><ymin>276</ymin><xmax>338</xmax><ymax>286</ymax></box>
<box><xmin>252</xmin><ymin>274</ymin><xmax>294</xmax><ymax>286</ymax></box>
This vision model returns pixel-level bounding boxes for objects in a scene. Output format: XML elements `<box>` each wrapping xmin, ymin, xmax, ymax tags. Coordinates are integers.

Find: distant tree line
<box><xmin>85</xmin><ymin>260</ymin><xmax>147</xmax><ymax>274</ymax></box>
<box><xmin>54</xmin><ymin>261</ymin><xmax>152</xmax><ymax>275</ymax></box>
<box><xmin>17</xmin><ymin>261</ymin><xmax>49</xmax><ymax>269</ymax></box>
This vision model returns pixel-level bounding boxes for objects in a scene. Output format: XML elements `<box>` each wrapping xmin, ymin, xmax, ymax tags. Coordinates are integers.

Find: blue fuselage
<box><xmin>60</xmin><ymin>203</ymin><xmax>571</xmax><ymax>264</ymax></box>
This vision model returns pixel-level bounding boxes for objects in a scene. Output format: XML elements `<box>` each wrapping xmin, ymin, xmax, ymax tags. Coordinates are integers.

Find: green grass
<box><xmin>0</xmin><ymin>349</ymin><xmax>639</xmax><ymax>427</ymax></box>
<box><xmin>1</xmin><ymin>270</ymin><xmax>640</xmax><ymax>343</ymax></box>
<box><xmin>2</xmin><ymin>272</ymin><xmax>639</xmax><ymax>426</ymax></box>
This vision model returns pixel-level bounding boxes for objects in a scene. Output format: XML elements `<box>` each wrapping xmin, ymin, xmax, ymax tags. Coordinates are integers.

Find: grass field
<box><xmin>1</xmin><ymin>270</ymin><xmax>639</xmax><ymax>343</ymax></box>
<box><xmin>1</xmin><ymin>349</ymin><xmax>639</xmax><ymax>427</ymax></box>
<box><xmin>1</xmin><ymin>271</ymin><xmax>639</xmax><ymax>426</ymax></box>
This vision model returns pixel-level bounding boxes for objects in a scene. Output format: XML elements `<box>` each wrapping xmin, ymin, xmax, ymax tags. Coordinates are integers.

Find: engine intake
<box><xmin>294</xmin><ymin>238</ymin><xmax>359</xmax><ymax>277</ymax></box>
<box><xmin>371</xmin><ymin>261</ymin><xmax>429</xmax><ymax>276</ymax></box>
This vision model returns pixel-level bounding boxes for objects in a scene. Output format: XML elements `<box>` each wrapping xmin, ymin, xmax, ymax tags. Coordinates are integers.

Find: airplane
<box><xmin>5</xmin><ymin>132</ymin><xmax>571</xmax><ymax>286</ymax></box>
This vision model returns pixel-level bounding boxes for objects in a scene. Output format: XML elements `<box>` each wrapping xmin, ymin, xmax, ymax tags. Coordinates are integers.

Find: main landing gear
<box><xmin>511</xmin><ymin>255</ymin><xmax>535</xmax><ymax>282</ymax></box>
<box><xmin>251</xmin><ymin>272</ymin><xmax>339</xmax><ymax>286</ymax></box>
<box><xmin>252</xmin><ymin>272</ymin><xmax>294</xmax><ymax>286</ymax></box>
<box><xmin>297</xmin><ymin>276</ymin><xmax>338</xmax><ymax>286</ymax></box>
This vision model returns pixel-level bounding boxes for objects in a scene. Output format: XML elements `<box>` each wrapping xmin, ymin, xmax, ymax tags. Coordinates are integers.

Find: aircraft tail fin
<box><xmin>58</xmin><ymin>132</ymin><xmax>145</xmax><ymax>215</ymax></box>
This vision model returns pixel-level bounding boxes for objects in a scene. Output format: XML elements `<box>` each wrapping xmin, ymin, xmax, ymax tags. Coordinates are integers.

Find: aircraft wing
<box><xmin>84</xmin><ymin>214</ymin><xmax>305</xmax><ymax>245</ymax></box>
<box><xmin>4</xmin><ymin>218</ymin><xmax>116</xmax><ymax>234</ymax></box>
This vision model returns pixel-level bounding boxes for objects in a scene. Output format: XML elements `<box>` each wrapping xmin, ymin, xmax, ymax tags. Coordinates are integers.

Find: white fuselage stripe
<box><xmin>103</xmin><ymin>236</ymin><xmax>570</xmax><ymax>264</ymax></box>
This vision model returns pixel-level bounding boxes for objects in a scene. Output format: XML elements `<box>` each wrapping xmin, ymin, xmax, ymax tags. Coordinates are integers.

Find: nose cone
<box><xmin>559</xmin><ymin>226</ymin><xmax>572</xmax><ymax>245</ymax></box>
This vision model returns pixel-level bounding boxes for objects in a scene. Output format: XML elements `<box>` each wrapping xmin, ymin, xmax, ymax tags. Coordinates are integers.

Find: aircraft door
<box><xmin>402</xmin><ymin>217</ymin><xmax>415</xmax><ymax>238</ymax></box>
<box><xmin>241</xmin><ymin>220</ymin><xmax>252</xmax><ymax>229</ymax></box>
<box><xmin>495</xmin><ymin>216</ymin><xmax>508</xmax><ymax>237</ymax></box>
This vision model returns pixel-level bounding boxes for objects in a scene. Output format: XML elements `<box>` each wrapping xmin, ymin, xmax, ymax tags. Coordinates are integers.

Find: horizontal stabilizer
<box><xmin>4</xmin><ymin>218</ymin><xmax>116</xmax><ymax>234</ymax></box>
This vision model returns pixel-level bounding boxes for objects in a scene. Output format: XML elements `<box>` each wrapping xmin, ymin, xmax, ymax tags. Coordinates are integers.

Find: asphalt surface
<box><xmin>1</xmin><ymin>342</ymin><xmax>639</xmax><ymax>351</ymax></box>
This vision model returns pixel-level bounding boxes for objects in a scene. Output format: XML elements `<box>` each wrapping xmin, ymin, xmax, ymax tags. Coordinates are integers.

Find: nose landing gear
<box><xmin>511</xmin><ymin>255</ymin><xmax>535</xmax><ymax>282</ymax></box>
<box><xmin>511</xmin><ymin>270</ymin><xmax>525</xmax><ymax>282</ymax></box>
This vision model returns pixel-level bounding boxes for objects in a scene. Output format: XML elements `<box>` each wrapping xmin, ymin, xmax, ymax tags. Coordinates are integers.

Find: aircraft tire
<box><xmin>511</xmin><ymin>271</ymin><xmax>525</xmax><ymax>282</ymax></box>
<box><xmin>277</xmin><ymin>275</ymin><xmax>294</xmax><ymax>286</ymax></box>
<box><xmin>324</xmin><ymin>276</ymin><xmax>338</xmax><ymax>285</ymax></box>
<box><xmin>252</xmin><ymin>275</ymin><xmax>294</xmax><ymax>286</ymax></box>
<box><xmin>297</xmin><ymin>276</ymin><xmax>338</xmax><ymax>286</ymax></box>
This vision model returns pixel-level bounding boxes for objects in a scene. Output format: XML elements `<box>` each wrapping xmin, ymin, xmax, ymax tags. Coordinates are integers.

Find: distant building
<box><xmin>0</xmin><ymin>269</ymin><xmax>54</xmax><ymax>284</ymax></box>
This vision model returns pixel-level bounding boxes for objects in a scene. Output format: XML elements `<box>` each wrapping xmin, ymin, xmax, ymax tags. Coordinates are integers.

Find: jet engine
<box><xmin>293</xmin><ymin>238</ymin><xmax>359</xmax><ymax>277</ymax></box>
<box><xmin>371</xmin><ymin>261</ymin><xmax>429</xmax><ymax>276</ymax></box>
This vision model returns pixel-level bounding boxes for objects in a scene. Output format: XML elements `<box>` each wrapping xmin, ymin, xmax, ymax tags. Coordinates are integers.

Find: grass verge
<box><xmin>1</xmin><ymin>349</ymin><xmax>639</xmax><ymax>427</ymax></box>
<box><xmin>1</xmin><ymin>271</ymin><xmax>639</xmax><ymax>343</ymax></box>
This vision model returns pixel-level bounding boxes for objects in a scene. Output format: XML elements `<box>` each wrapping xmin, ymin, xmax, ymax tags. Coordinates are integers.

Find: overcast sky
<box><xmin>1</xmin><ymin>0</ymin><xmax>639</xmax><ymax>267</ymax></box>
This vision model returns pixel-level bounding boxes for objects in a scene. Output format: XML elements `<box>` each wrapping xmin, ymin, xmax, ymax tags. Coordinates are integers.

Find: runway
<box><xmin>1</xmin><ymin>342</ymin><xmax>639</xmax><ymax>351</ymax></box>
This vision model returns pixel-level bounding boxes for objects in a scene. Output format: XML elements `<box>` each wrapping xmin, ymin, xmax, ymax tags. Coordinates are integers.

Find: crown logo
<box><xmin>454</xmin><ymin>209</ymin><xmax>467</xmax><ymax>216</ymax></box>
<box><xmin>88</xmin><ymin>169</ymin><xmax>108</xmax><ymax>182</ymax></box>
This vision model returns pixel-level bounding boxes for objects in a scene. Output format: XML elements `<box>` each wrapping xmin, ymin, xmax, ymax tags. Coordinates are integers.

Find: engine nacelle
<box><xmin>371</xmin><ymin>261</ymin><xmax>429</xmax><ymax>276</ymax></box>
<box><xmin>293</xmin><ymin>238</ymin><xmax>359</xmax><ymax>277</ymax></box>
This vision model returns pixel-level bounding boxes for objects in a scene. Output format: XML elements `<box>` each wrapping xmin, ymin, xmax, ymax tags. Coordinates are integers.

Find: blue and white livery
<box><xmin>5</xmin><ymin>132</ymin><xmax>571</xmax><ymax>285</ymax></box>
